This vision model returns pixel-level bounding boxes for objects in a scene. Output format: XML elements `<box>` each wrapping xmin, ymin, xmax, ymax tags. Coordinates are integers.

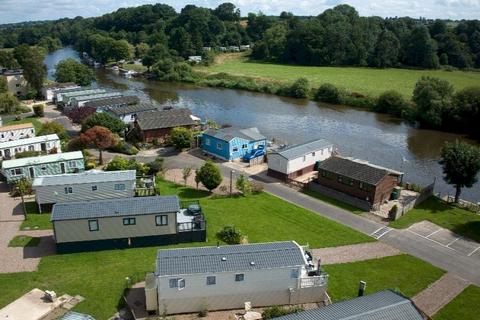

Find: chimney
<box><xmin>358</xmin><ymin>281</ymin><xmax>366</xmax><ymax>297</ymax></box>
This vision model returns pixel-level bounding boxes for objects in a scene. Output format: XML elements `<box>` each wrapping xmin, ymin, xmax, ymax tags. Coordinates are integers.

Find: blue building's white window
<box><xmin>88</xmin><ymin>219</ymin><xmax>99</xmax><ymax>231</ymax></box>
<box><xmin>206</xmin><ymin>276</ymin><xmax>216</xmax><ymax>285</ymax></box>
<box><xmin>235</xmin><ymin>274</ymin><xmax>245</xmax><ymax>282</ymax></box>
<box><xmin>205</xmin><ymin>138</ymin><xmax>210</xmax><ymax>146</ymax></box>
<box><xmin>64</xmin><ymin>187</ymin><xmax>73</xmax><ymax>194</ymax></box>
<box><xmin>114</xmin><ymin>183</ymin><xmax>126</xmax><ymax>191</ymax></box>
<box><xmin>217</xmin><ymin>143</ymin><xmax>222</xmax><ymax>150</ymax></box>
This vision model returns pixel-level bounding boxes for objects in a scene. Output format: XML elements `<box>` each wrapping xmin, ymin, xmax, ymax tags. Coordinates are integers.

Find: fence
<box><xmin>249</xmin><ymin>155</ymin><xmax>265</xmax><ymax>167</ymax></box>
<box><xmin>445</xmin><ymin>196</ymin><xmax>480</xmax><ymax>214</ymax></box>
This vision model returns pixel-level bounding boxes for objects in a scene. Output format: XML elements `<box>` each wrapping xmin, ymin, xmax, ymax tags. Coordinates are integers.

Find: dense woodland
<box><xmin>1</xmin><ymin>3</ymin><xmax>479</xmax><ymax>69</ymax></box>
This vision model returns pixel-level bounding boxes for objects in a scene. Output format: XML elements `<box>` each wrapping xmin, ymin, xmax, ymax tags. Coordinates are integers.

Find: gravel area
<box><xmin>311</xmin><ymin>242</ymin><xmax>402</xmax><ymax>265</ymax></box>
<box><xmin>412</xmin><ymin>273</ymin><xmax>469</xmax><ymax>317</ymax></box>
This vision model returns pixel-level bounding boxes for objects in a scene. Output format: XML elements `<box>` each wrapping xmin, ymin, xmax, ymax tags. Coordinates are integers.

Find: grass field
<box><xmin>390</xmin><ymin>197</ymin><xmax>480</xmax><ymax>242</ymax></box>
<box><xmin>20</xmin><ymin>202</ymin><xmax>52</xmax><ymax>230</ymax></box>
<box><xmin>196</xmin><ymin>55</ymin><xmax>480</xmax><ymax>97</ymax></box>
<box><xmin>323</xmin><ymin>254</ymin><xmax>445</xmax><ymax>301</ymax></box>
<box><xmin>303</xmin><ymin>189</ymin><xmax>365</xmax><ymax>215</ymax></box>
<box><xmin>0</xmin><ymin>180</ymin><xmax>373</xmax><ymax>319</ymax></box>
<box><xmin>8</xmin><ymin>235</ymin><xmax>41</xmax><ymax>247</ymax></box>
<box><xmin>5</xmin><ymin>117</ymin><xmax>43</xmax><ymax>133</ymax></box>
<box><xmin>434</xmin><ymin>285</ymin><xmax>480</xmax><ymax>320</ymax></box>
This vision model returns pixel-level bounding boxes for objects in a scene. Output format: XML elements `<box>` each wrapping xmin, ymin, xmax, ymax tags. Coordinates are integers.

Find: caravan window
<box><xmin>88</xmin><ymin>219</ymin><xmax>99</xmax><ymax>231</ymax></box>
<box><xmin>217</xmin><ymin>142</ymin><xmax>222</xmax><ymax>150</ymax></box>
<box><xmin>11</xmin><ymin>168</ymin><xmax>22</xmax><ymax>176</ymax></box>
<box><xmin>155</xmin><ymin>215</ymin><xmax>168</xmax><ymax>226</ymax></box>
<box><xmin>114</xmin><ymin>184</ymin><xmax>126</xmax><ymax>191</ymax></box>
<box><xmin>206</xmin><ymin>276</ymin><xmax>216</xmax><ymax>285</ymax></box>
<box><xmin>123</xmin><ymin>218</ymin><xmax>136</xmax><ymax>226</ymax></box>
<box><xmin>64</xmin><ymin>187</ymin><xmax>73</xmax><ymax>194</ymax></box>
<box><xmin>169</xmin><ymin>278</ymin><xmax>185</xmax><ymax>289</ymax></box>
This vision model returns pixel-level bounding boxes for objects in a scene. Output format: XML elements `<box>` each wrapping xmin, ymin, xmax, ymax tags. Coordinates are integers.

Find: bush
<box><xmin>285</xmin><ymin>77</ymin><xmax>310</xmax><ymax>98</ymax></box>
<box><xmin>39</xmin><ymin>121</ymin><xmax>67</xmax><ymax>140</ymax></box>
<box><xmin>15</xmin><ymin>150</ymin><xmax>40</xmax><ymax>158</ymax></box>
<box><xmin>146</xmin><ymin>157</ymin><xmax>164</xmax><ymax>175</ymax></box>
<box><xmin>67</xmin><ymin>136</ymin><xmax>86</xmax><ymax>151</ymax></box>
<box><xmin>262</xmin><ymin>306</ymin><xmax>304</xmax><ymax>319</ymax></box>
<box><xmin>104</xmin><ymin>156</ymin><xmax>149</xmax><ymax>175</ymax></box>
<box><xmin>109</xmin><ymin>141</ymin><xmax>139</xmax><ymax>155</ymax></box>
<box><xmin>0</xmin><ymin>92</ymin><xmax>20</xmax><ymax>114</ymax></box>
<box><xmin>315</xmin><ymin>83</ymin><xmax>343</xmax><ymax>104</ymax></box>
<box><xmin>169</xmin><ymin>127</ymin><xmax>193</xmax><ymax>150</ymax></box>
<box><xmin>374</xmin><ymin>90</ymin><xmax>410</xmax><ymax>117</ymax></box>
<box><xmin>86</xmin><ymin>162</ymin><xmax>96</xmax><ymax>170</ymax></box>
<box><xmin>82</xmin><ymin>112</ymin><xmax>126</xmax><ymax>135</ymax></box>
<box><xmin>236</xmin><ymin>174</ymin><xmax>252</xmax><ymax>196</ymax></box>
<box><xmin>196</xmin><ymin>161</ymin><xmax>222</xmax><ymax>191</ymax></box>
<box><xmin>32</xmin><ymin>104</ymin><xmax>44</xmax><ymax>117</ymax></box>
<box><xmin>251</xmin><ymin>181</ymin><xmax>264</xmax><ymax>194</ymax></box>
<box><xmin>342</xmin><ymin>94</ymin><xmax>376</xmax><ymax>109</ymax></box>
<box><xmin>216</xmin><ymin>226</ymin><xmax>245</xmax><ymax>244</ymax></box>
<box><xmin>66</xmin><ymin>106</ymin><xmax>96</xmax><ymax>124</ymax></box>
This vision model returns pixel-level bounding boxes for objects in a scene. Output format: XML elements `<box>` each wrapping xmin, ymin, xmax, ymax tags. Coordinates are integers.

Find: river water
<box><xmin>44</xmin><ymin>48</ymin><xmax>480</xmax><ymax>202</ymax></box>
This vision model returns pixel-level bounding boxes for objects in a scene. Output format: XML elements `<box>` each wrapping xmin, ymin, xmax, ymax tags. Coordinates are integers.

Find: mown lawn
<box><xmin>8</xmin><ymin>235</ymin><xmax>41</xmax><ymax>247</ymax></box>
<box><xmin>390</xmin><ymin>197</ymin><xmax>480</xmax><ymax>242</ymax></box>
<box><xmin>0</xmin><ymin>180</ymin><xmax>373</xmax><ymax>319</ymax></box>
<box><xmin>303</xmin><ymin>189</ymin><xmax>365</xmax><ymax>215</ymax></box>
<box><xmin>20</xmin><ymin>201</ymin><xmax>52</xmax><ymax>230</ymax></box>
<box><xmin>434</xmin><ymin>285</ymin><xmax>480</xmax><ymax>320</ymax></box>
<box><xmin>5</xmin><ymin>116</ymin><xmax>43</xmax><ymax>133</ymax></box>
<box><xmin>122</xmin><ymin>63</ymin><xmax>148</xmax><ymax>72</ymax></box>
<box><xmin>196</xmin><ymin>56</ymin><xmax>480</xmax><ymax>97</ymax></box>
<box><xmin>323</xmin><ymin>255</ymin><xmax>445</xmax><ymax>301</ymax></box>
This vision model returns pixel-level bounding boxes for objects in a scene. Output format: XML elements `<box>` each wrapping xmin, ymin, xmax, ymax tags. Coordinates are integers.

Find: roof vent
<box><xmin>221</xmin><ymin>257</ymin><xmax>227</xmax><ymax>261</ymax></box>
<box><xmin>250</xmin><ymin>261</ymin><xmax>255</xmax><ymax>266</ymax></box>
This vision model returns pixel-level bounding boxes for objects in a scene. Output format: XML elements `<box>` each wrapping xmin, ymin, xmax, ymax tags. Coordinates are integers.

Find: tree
<box><xmin>287</xmin><ymin>77</ymin><xmax>310</xmax><ymax>98</ymax></box>
<box><xmin>82</xmin><ymin>112</ymin><xmax>126</xmax><ymax>135</ymax></box>
<box><xmin>194</xmin><ymin>169</ymin><xmax>201</xmax><ymax>189</ymax></box>
<box><xmin>370</xmin><ymin>29</ymin><xmax>400</xmax><ymax>68</ymax></box>
<box><xmin>10</xmin><ymin>178</ymin><xmax>33</xmax><ymax>218</ymax></box>
<box><xmin>453</xmin><ymin>87</ymin><xmax>480</xmax><ymax>139</ymax></box>
<box><xmin>374</xmin><ymin>90</ymin><xmax>409</xmax><ymax>117</ymax></box>
<box><xmin>135</xmin><ymin>43</ymin><xmax>150</xmax><ymax>59</ymax></box>
<box><xmin>235</xmin><ymin>174</ymin><xmax>252</xmax><ymax>196</ymax></box>
<box><xmin>439</xmin><ymin>140</ymin><xmax>480</xmax><ymax>203</ymax></box>
<box><xmin>0</xmin><ymin>51</ymin><xmax>20</xmax><ymax>69</ymax></box>
<box><xmin>38</xmin><ymin>36</ymin><xmax>61</xmax><ymax>52</ymax></box>
<box><xmin>0</xmin><ymin>92</ymin><xmax>20</xmax><ymax>114</ymax></box>
<box><xmin>196</xmin><ymin>161</ymin><xmax>222</xmax><ymax>191</ymax></box>
<box><xmin>413</xmin><ymin>76</ymin><xmax>454</xmax><ymax>128</ymax></box>
<box><xmin>142</xmin><ymin>44</ymin><xmax>170</xmax><ymax>69</ymax></box>
<box><xmin>54</xmin><ymin>58</ymin><xmax>95</xmax><ymax>86</ymax></box>
<box><xmin>80</xmin><ymin>126</ymin><xmax>118</xmax><ymax>165</ymax></box>
<box><xmin>405</xmin><ymin>26</ymin><xmax>439</xmax><ymax>69</ymax></box>
<box><xmin>32</xmin><ymin>104</ymin><xmax>44</xmax><ymax>117</ymax></box>
<box><xmin>315</xmin><ymin>83</ymin><xmax>343</xmax><ymax>104</ymax></box>
<box><xmin>151</xmin><ymin>58</ymin><xmax>192</xmax><ymax>81</ymax></box>
<box><xmin>170</xmin><ymin>127</ymin><xmax>193</xmax><ymax>149</ymax></box>
<box><xmin>39</xmin><ymin>121</ymin><xmax>67</xmax><ymax>140</ymax></box>
<box><xmin>213</xmin><ymin>3</ymin><xmax>240</xmax><ymax>21</ymax></box>
<box><xmin>182</xmin><ymin>166</ymin><xmax>193</xmax><ymax>186</ymax></box>
<box><xmin>14</xmin><ymin>46</ymin><xmax>46</xmax><ymax>94</ymax></box>
<box><xmin>66</xmin><ymin>106</ymin><xmax>96</xmax><ymax>124</ymax></box>
<box><xmin>0</xmin><ymin>77</ymin><xmax>7</xmax><ymax>93</ymax></box>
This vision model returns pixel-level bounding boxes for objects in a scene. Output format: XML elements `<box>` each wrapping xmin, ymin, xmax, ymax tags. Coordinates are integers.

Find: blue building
<box><xmin>201</xmin><ymin>127</ymin><xmax>266</xmax><ymax>161</ymax></box>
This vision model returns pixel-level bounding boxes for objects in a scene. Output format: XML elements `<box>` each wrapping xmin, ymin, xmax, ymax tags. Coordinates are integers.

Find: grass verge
<box><xmin>390</xmin><ymin>197</ymin><xmax>480</xmax><ymax>242</ymax></box>
<box><xmin>20</xmin><ymin>201</ymin><xmax>52</xmax><ymax>230</ymax></box>
<box><xmin>323</xmin><ymin>254</ymin><xmax>445</xmax><ymax>301</ymax></box>
<box><xmin>434</xmin><ymin>285</ymin><xmax>480</xmax><ymax>320</ymax></box>
<box><xmin>303</xmin><ymin>189</ymin><xmax>365</xmax><ymax>215</ymax></box>
<box><xmin>8</xmin><ymin>235</ymin><xmax>41</xmax><ymax>247</ymax></box>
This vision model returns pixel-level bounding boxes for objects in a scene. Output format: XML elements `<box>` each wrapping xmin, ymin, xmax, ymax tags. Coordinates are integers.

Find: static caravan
<box><xmin>146</xmin><ymin>241</ymin><xmax>328</xmax><ymax>315</ymax></box>
<box><xmin>51</xmin><ymin>195</ymin><xmax>206</xmax><ymax>253</ymax></box>
<box><xmin>33</xmin><ymin>170</ymin><xmax>137</xmax><ymax>212</ymax></box>
<box><xmin>104</xmin><ymin>103</ymin><xmax>157</xmax><ymax>124</ymax></box>
<box><xmin>56</xmin><ymin>89</ymin><xmax>106</xmax><ymax>107</ymax></box>
<box><xmin>42</xmin><ymin>82</ymin><xmax>80</xmax><ymax>101</ymax></box>
<box><xmin>268</xmin><ymin>139</ymin><xmax>333</xmax><ymax>181</ymax></box>
<box><xmin>0</xmin><ymin>122</ymin><xmax>35</xmax><ymax>143</ymax></box>
<box><xmin>1</xmin><ymin>151</ymin><xmax>85</xmax><ymax>183</ymax></box>
<box><xmin>0</xmin><ymin>134</ymin><xmax>61</xmax><ymax>160</ymax></box>
<box><xmin>69</xmin><ymin>92</ymin><xmax>123</xmax><ymax>108</ymax></box>
<box><xmin>84</xmin><ymin>95</ymin><xmax>140</xmax><ymax>111</ymax></box>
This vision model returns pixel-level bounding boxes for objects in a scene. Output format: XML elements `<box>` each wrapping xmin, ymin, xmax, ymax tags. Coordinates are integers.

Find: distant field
<box><xmin>196</xmin><ymin>56</ymin><xmax>480</xmax><ymax>98</ymax></box>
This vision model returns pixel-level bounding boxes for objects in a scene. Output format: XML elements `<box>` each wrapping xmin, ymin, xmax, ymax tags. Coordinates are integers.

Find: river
<box><xmin>44</xmin><ymin>47</ymin><xmax>480</xmax><ymax>202</ymax></box>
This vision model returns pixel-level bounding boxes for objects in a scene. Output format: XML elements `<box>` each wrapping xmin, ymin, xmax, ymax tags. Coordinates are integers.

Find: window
<box><xmin>28</xmin><ymin>145</ymin><xmax>34</xmax><ymax>151</ymax></box>
<box><xmin>68</xmin><ymin>161</ymin><xmax>77</xmax><ymax>168</ymax></box>
<box><xmin>11</xmin><ymin>168</ymin><xmax>22</xmax><ymax>176</ymax></box>
<box><xmin>123</xmin><ymin>218</ymin><xmax>136</xmax><ymax>225</ymax></box>
<box><xmin>41</xmin><ymin>165</ymin><xmax>47</xmax><ymax>171</ymax></box>
<box><xmin>114</xmin><ymin>184</ymin><xmax>126</xmax><ymax>191</ymax></box>
<box><xmin>242</xmin><ymin>144</ymin><xmax>248</xmax><ymax>149</ymax></box>
<box><xmin>205</xmin><ymin>138</ymin><xmax>210</xmax><ymax>146</ymax></box>
<box><xmin>359</xmin><ymin>182</ymin><xmax>372</xmax><ymax>192</ymax></box>
<box><xmin>235</xmin><ymin>274</ymin><xmax>244</xmax><ymax>282</ymax></box>
<box><xmin>130</xmin><ymin>114</ymin><xmax>135</xmax><ymax>120</ymax></box>
<box><xmin>232</xmin><ymin>147</ymin><xmax>238</xmax><ymax>152</ymax></box>
<box><xmin>156</xmin><ymin>215</ymin><xmax>168</xmax><ymax>226</ymax></box>
<box><xmin>206</xmin><ymin>276</ymin><xmax>216</xmax><ymax>285</ymax></box>
<box><xmin>88</xmin><ymin>219</ymin><xmax>99</xmax><ymax>231</ymax></box>
<box><xmin>312</xmin><ymin>152</ymin><xmax>316</xmax><ymax>157</ymax></box>
<box><xmin>303</xmin><ymin>155</ymin><xmax>306</xmax><ymax>162</ymax></box>
<box><xmin>91</xmin><ymin>185</ymin><xmax>97</xmax><ymax>191</ymax></box>
<box><xmin>1</xmin><ymin>133</ymin><xmax>4</xmax><ymax>138</ymax></box>
<box><xmin>217</xmin><ymin>142</ymin><xmax>222</xmax><ymax>150</ymax></box>
<box><xmin>291</xmin><ymin>268</ymin><xmax>299</xmax><ymax>279</ymax></box>
<box><xmin>15</xmin><ymin>83</ymin><xmax>20</xmax><ymax>87</ymax></box>
<box><xmin>64</xmin><ymin>187</ymin><xmax>73</xmax><ymax>194</ymax></box>
<box><xmin>169</xmin><ymin>278</ymin><xmax>185</xmax><ymax>289</ymax></box>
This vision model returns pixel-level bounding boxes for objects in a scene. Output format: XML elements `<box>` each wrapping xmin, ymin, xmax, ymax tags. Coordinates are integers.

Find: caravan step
<box><xmin>371</xmin><ymin>226</ymin><xmax>392</xmax><ymax>239</ymax></box>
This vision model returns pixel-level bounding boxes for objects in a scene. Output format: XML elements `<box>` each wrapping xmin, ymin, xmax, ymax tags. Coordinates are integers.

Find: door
<box><xmin>60</xmin><ymin>163</ymin><xmax>66</xmax><ymax>174</ymax></box>
<box><xmin>4</xmin><ymin>149</ymin><xmax>11</xmax><ymax>159</ymax></box>
<box><xmin>40</xmin><ymin>143</ymin><xmax>47</xmax><ymax>153</ymax></box>
<box><xmin>29</xmin><ymin>167</ymin><xmax>35</xmax><ymax>178</ymax></box>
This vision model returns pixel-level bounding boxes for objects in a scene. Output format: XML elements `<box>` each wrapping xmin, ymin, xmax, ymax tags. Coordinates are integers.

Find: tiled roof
<box><xmin>32</xmin><ymin>170</ymin><xmax>136</xmax><ymax>187</ymax></box>
<box><xmin>106</xmin><ymin>103</ymin><xmax>156</xmax><ymax>116</ymax></box>
<box><xmin>51</xmin><ymin>195</ymin><xmax>180</xmax><ymax>221</ymax></box>
<box><xmin>155</xmin><ymin>241</ymin><xmax>306</xmax><ymax>277</ymax></box>
<box><xmin>136</xmin><ymin>108</ymin><xmax>197</xmax><ymax>131</ymax></box>
<box><xmin>272</xmin><ymin>290</ymin><xmax>426</xmax><ymax>320</ymax></box>
<box><xmin>317</xmin><ymin>156</ymin><xmax>403</xmax><ymax>186</ymax></box>
<box><xmin>84</xmin><ymin>95</ymin><xmax>140</xmax><ymax>108</ymax></box>
<box><xmin>204</xmin><ymin>127</ymin><xmax>265</xmax><ymax>142</ymax></box>
<box><xmin>0</xmin><ymin>134</ymin><xmax>58</xmax><ymax>149</ymax></box>
<box><xmin>1</xmin><ymin>151</ymin><xmax>84</xmax><ymax>169</ymax></box>
<box><xmin>0</xmin><ymin>122</ymin><xmax>34</xmax><ymax>133</ymax></box>
<box><xmin>274</xmin><ymin>139</ymin><xmax>332</xmax><ymax>160</ymax></box>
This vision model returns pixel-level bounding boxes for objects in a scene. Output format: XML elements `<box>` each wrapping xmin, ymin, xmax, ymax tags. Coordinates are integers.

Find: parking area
<box><xmin>407</xmin><ymin>221</ymin><xmax>480</xmax><ymax>258</ymax></box>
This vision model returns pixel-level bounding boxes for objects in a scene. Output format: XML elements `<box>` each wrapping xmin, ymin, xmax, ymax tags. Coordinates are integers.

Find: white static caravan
<box><xmin>42</xmin><ymin>82</ymin><xmax>80</xmax><ymax>101</ymax></box>
<box><xmin>0</xmin><ymin>134</ymin><xmax>61</xmax><ymax>160</ymax></box>
<box><xmin>267</xmin><ymin>139</ymin><xmax>333</xmax><ymax>181</ymax></box>
<box><xmin>104</xmin><ymin>103</ymin><xmax>157</xmax><ymax>124</ymax></box>
<box><xmin>33</xmin><ymin>170</ymin><xmax>136</xmax><ymax>212</ymax></box>
<box><xmin>69</xmin><ymin>92</ymin><xmax>123</xmax><ymax>109</ymax></box>
<box><xmin>146</xmin><ymin>241</ymin><xmax>328</xmax><ymax>315</ymax></box>
<box><xmin>56</xmin><ymin>89</ymin><xmax>106</xmax><ymax>106</ymax></box>
<box><xmin>0</xmin><ymin>122</ymin><xmax>35</xmax><ymax>143</ymax></box>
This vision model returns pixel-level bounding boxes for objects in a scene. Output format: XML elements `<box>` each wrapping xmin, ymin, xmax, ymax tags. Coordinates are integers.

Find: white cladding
<box><xmin>0</xmin><ymin>124</ymin><xmax>35</xmax><ymax>143</ymax></box>
<box><xmin>268</xmin><ymin>144</ymin><xmax>333</xmax><ymax>175</ymax></box>
<box><xmin>0</xmin><ymin>134</ymin><xmax>61</xmax><ymax>159</ymax></box>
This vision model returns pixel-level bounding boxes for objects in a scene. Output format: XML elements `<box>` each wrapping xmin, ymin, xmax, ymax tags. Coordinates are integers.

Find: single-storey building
<box><xmin>84</xmin><ymin>95</ymin><xmax>140</xmax><ymax>111</ymax></box>
<box><xmin>268</xmin><ymin>139</ymin><xmax>333</xmax><ymax>181</ymax></box>
<box><xmin>1</xmin><ymin>151</ymin><xmax>85</xmax><ymax>183</ymax></box>
<box><xmin>316</xmin><ymin>156</ymin><xmax>403</xmax><ymax>207</ymax></box>
<box><xmin>1</xmin><ymin>69</ymin><xmax>28</xmax><ymax>96</ymax></box>
<box><xmin>51</xmin><ymin>195</ymin><xmax>206</xmax><ymax>253</ymax></box>
<box><xmin>272</xmin><ymin>289</ymin><xmax>427</xmax><ymax>320</ymax></box>
<box><xmin>56</xmin><ymin>89</ymin><xmax>106</xmax><ymax>107</ymax></box>
<box><xmin>68</xmin><ymin>92</ymin><xmax>123</xmax><ymax>109</ymax></box>
<box><xmin>104</xmin><ymin>103</ymin><xmax>157</xmax><ymax>124</ymax></box>
<box><xmin>0</xmin><ymin>134</ymin><xmax>61</xmax><ymax>160</ymax></box>
<box><xmin>145</xmin><ymin>241</ymin><xmax>327</xmax><ymax>315</ymax></box>
<box><xmin>201</xmin><ymin>127</ymin><xmax>267</xmax><ymax>161</ymax></box>
<box><xmin>41</xmin><ymin>82</ymin><xmax>80</xmax><ymax>101</ymax></box>
<box><xmin>135</xmin><ymin>108</ymin><xmax>199</xmax><ymax>143</ymax></box>
<box><xmin>33</xmin><ymin>170</ymin><xmax>137</xmax><ymax>212</ymax></box>
<box><xmin>0</xmin><ymin>122</ymin><xmax>35</xmax><ymax>143</ymax></box>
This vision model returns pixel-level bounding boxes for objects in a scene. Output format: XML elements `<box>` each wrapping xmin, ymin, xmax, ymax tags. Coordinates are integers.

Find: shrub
<box><xmin>374</xmin><ymin>90</ymin><xmax>409</xmax><ymax>117</ymax></box>
<box><xmin>262</xmin><ymin>306</ymin><xmax>304</xmax><ymax>319</ymax></box>
<box><xmin>39</xmin><ymin>121</ymin><xmax>67</xmax><ymax>140</ymax></box>
<box><xmin>32</xmin><ymin>104</ymin><xmax>44</xmax><ymax>117</ymax></box>
<box><xmin>146</xmin><ymin>157</ymin><xmax>164</xmax><ymax>175</ymax></box>
<box><xmin>216</xmin><ymin>225</ymin><xmax>245</xmax><ymax>244</ymax></box>
<box><xmin>109</xmin><ymin>141</ymin><xmax>139</xmax><ymax>155</ymax></box>
<box><xmin>104</xmin><ymin>156</ymin><xmax>149</xmax><ymax>175</ymax></box>
<box><xmin>66</xmin><ymin>106</ymin><xmax>96</xmax><ymax>124</ymax></box>
<box><xmin>196</xmin><ymin>161</ymin><xmax>222</xmax><ymax>191</ymax></box>
<box><xmin>82</xmin><ymin>112</ymin><xmax>126</xmax><ymax>135</ymax></box>
<box><xmin>285</xmin><ymin>77</ymin><xmax>310</xmax><ymax>98</ymax></box>
<box><xmin>342</xmin><ymin>94</ymin><xmax>376</xmax><ymax>109</ymax></box>
<box><xmin>315</xmin><ymin>83</ymin><xmax>343</xmax><ymax>104</ymax></box>
<box><xmin>86</xmin><ymin>162</ymin><xmax>96</xmax><ymax>170</ymax></box>
<box><xmin>235</xmin><ymin>174</ymin><xmax>252</xmax><ymax>196</ymax></box>
<box><xmin>67</xmin><ymin>137</ymin><xmax>86</xmax><ymax>151</ymax></box>
<box><xmin>169</xmin><ymin>127</ymin><xmax>193</xmax><ymax>150</ymax></box>
<box><xmin>15</xmin><ymin>150</ymin><xmax>40</xmax><ymax>158</ymax></box>
<box><xmin>48</xmin><ymin>147</ymin><xmax>58</xmax><ymax>154</ymax></box>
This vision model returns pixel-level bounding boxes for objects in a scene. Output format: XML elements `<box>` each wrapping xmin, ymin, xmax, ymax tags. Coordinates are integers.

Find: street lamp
<box><xmin>230</xmin><ymin>169</ymin><xmax>235</xmax><ymax>197</ymax></box>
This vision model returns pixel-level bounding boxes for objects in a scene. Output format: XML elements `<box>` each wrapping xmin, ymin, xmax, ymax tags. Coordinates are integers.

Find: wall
<box><xmin>201</xmin><ymin>135</ymin><xmax>230</xmax><ymax>160</ymax></box>
<box><xmin>286</xmin><ymin>147</ymin><xmax>332</xmax><ymax>174</ymax></box>
<box><xmin>0</xmin><ymin>127</ymin><xmax>36</xmax><ymax>143</ymax></box>
<box><xmin>35</xmin><ymin>179</ymin><xmax>135</xmax><ymax>205</ymax></box>
<box><xmin>317</xmin><ymin>172</ymin><xmax>376</xmax><ymax>204</ymax></box>
<box><xmin>308</xmin><ymin>182</ymin><xmax>372</xmax><ymax>211</ymax></box>
<box><xmin>202</xmin><ymin>135</ymin><xmax>266</xmax><ymax>161</ymax></box>
<box><xmin>3</xmin><ymin>158</ymin><xmax>85</xmax><ymax>182</ymax></box>
<box><xmin>54</xmin><ymin>212</ymin><xmax>177</xmax><ymax>243</ymax></box>
<box><xmin>373</xmin><ymin>175</ymin><xmax>399</xmax><ymax>205</ymax></box>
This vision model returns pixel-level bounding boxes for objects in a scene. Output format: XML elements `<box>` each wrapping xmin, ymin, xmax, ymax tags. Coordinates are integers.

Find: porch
<box><xmin>177</xmin><ymin>200</ymin><xmax>206</xmax><ymax>234</ymax></box>
<box><xmin>135</xmin><ymin>175</ymin><xmax>157</xmax><ymax>197</ymax></box>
